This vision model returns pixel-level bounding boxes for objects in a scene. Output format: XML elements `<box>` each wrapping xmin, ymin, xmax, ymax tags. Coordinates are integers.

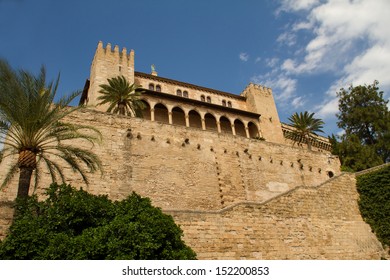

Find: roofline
<box><xmin>135</xmin><ymin>71</ymin><xmax>246</xmax><ymax>100</ymax></box>
<box><xmin>142</xmin><ymin>89</ymin><xmax>261</xmax><ymax>119</ymax></box>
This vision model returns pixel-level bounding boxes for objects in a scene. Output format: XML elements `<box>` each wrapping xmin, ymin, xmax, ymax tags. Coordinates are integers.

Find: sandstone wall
<box><xmin>1</xmin><ymin>110</ymin><xmax>382</xmax><ymax>259</ymax></box>
<box><xmin>0</xmin><ymin>109</ymin><xmax>340</xmax><ymax>208</ymax></box>
<box><xmin>169</xmin><ymin>173</ymin><xmax>384</xmax><ymax>259</ymax></box>
<box><xmin>0</xmin><ymin>201</ymin><xmax>14</xmax><ymax>240</ymax></box>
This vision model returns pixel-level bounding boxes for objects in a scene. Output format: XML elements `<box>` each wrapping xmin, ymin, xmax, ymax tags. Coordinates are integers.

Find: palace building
<box><xmin>1</xmin><ymin>42</ymin><xmax>384</xmax><ymax>259</ymax></box>
<box><xmin>80</xmin><ymin>41</ymin><xmax>331</xmax><ymax>152</ymax></box>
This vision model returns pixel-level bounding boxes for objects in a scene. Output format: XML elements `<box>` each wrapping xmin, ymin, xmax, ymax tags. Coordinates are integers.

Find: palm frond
<box><xmin>287</xmin><ymin>111</ymin><xmax>325</xmax><ymax>149</ymax></box>
<box><xmin>97</xmin><ymin>75</ymin><xmax>145</xmax><ymax>116</ymax></box>
<box><xmin>0</xmin><ymin>161</ymin><xmax>19</xmax><ymax>189</ymax></box>
<box><xmin>0</xmin><ymin>59</ymin><xmax>103</xmax><ymax>196</ymax></box>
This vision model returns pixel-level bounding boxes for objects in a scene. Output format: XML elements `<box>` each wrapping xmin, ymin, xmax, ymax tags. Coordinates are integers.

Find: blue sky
<box><xmin>1</xmin><ymin>0</ymin><xmax>389</xmax><ymax>137</ymax></box>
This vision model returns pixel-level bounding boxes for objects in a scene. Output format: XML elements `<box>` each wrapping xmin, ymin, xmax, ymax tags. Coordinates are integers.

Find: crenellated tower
<box><xmin>241</xmin><ymin>83</ymin><xmax>285</xmax><ymax>144</ymax></box>
<box><xmin>87</xmin><ymin>41</ymin><xmax>135</xmax><ymax>108</ymax></box>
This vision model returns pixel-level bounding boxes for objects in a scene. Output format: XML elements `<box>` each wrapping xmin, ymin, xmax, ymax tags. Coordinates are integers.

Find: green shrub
<box><xmin>0</xmin><ymin>183</ymin><xmax>196</xmax><ymax>260</ymax></box>
<box><xmin>357</xmin><ymin>166</ymin><xmax>390</xmax><ymax>249</ymax></box>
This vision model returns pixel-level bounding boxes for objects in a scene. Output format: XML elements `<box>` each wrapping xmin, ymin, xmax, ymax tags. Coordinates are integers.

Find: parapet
<box><xmin>240</xmin><ymin>82</ymin><xmax>272</xmax><ymax>97</ymax></box>
<box><xmin>94</xmin><ymin>41</ymin><xmax>134</xmax><ymax>64</ymax></box>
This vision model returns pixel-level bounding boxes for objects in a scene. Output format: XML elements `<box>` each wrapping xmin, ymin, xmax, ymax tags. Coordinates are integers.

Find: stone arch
<box><xmin>219</xmin><ymin>116</ymin><xmax>232</xmax><ymax>134</ymax></box>
<box><xmin>139</xmin><ymin>100</ymin><xmax>151</xmax><ymax>120</ymax></box>
<box><xmin>188</xmin><ymin>110</ymin><xmax>202</xmax><ymax>129</ymax></box>
<box><xmin>153</xmin><ymin>103</ymin><xmax>169</xmax><ymax>124</ymax></box>
<box><xmin>234</xmin><ymin>119</ymin><xmax>246</xmax><ymax>137</ymax></box>
<box><xmin>248</xmin><ymin>121</ymin><xmax>260</xmax><ymax>138</ymax></box>
<box><xmin>204</xmin><ymin>113</ymin><xmax>218</xmax><ymax>131</ymax></box>
<box><xmin>171</xmin><ymin>106</ymin><xmax>186</xmax><ymax>126</ymax></box>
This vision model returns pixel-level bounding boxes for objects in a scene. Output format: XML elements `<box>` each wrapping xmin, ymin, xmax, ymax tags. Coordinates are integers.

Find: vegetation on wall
<box><xmin>97</xmin><ymin>75</ymin><xmax>145</xmax><ymax>117</ymax></box>
<box><xmin>287</xmin><ymin>111</ymin><xmax>324</xmax><ymax>151</ymax></box>
<box><xmin>330</xmin><ymin>81</ymin><xmax>389</xmax><ymax>171</ymax></box>
<box><xmin>356</xmin><ymin>165</ymin><xmax>390</xmax><ymax>252</ymax></box>
<box><xmin>0</xmin><ymin>183</ymin><xmax>196</xmax><ymax>260</ymax></box>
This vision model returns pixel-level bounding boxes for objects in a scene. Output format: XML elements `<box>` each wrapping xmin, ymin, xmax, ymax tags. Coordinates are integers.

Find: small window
<box><xmin>222</xmin><ymin>100</ymin><xmax>226</xmax><ymax>106</ymax></box>
<box><xmin>201</xmin><ymin>95</ymin><xmax>205</xmax><ymax>102</ymax></box>
<box><xmin>176</xmin><ymin>89</ymin><xmax>182</xmax><ymax>96</ymax></box>
<box><xmin>206</xmin><ymin>96</ymin><xmax>211</xmax><ymax>103</ymax></box>
<box><xmin>149</xmin><ymin>83</ymin><xmax>155</xmax><ymax>90</ymax></box>
<box><xmin>227</xmin><ymin>101</ymin><xmax>232</xmax><ymax>108</ymax></box>
<box><xmin>183</xmin><ymin>91</ymin><xmax>188</xmax><ymax>98</ymax></box>
<box><xmin>156</xmin><ymin>85</ymin><xmax>161</xmax><ymax>92</ymax></box>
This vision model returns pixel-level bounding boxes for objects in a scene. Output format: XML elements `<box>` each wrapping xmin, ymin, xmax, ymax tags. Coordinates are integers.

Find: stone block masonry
<box><xmin>0</xmin><ymin>109</ymin><xmax>385</xmax><ymax>258</ymax></box>
<box><xmin>169</xmin><ymin>173</ymin><xmax>384</xmax><ymax>259</ymax></box>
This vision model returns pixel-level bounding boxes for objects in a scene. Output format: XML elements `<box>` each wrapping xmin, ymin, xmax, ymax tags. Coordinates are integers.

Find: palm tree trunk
<box><xmin>118</xmin><ymin>103</ymin><xmax>125</xmax><ymax>115</ymax></box>
<box><xmin>306</xmin><ymin>135</ymin><xmax>312</xmax><ymax>151</ymax></box>
<box><xmin>17</xmin><ymin>167</ymin><xmax>33</xmax><ymax>198</ymax></box>
<box><xmin>17</xmin><ymin>150</ymin><xmax>36</xmax><ymax>199</ymax></box>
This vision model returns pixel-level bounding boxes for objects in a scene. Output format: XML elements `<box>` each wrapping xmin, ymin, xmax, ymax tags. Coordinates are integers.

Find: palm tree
<box><xmin>0</xmin><ymin>59</ymin><xmax>102</xmax><ymax>199</ymax></box>
<box><xmin>97</xmin><ymin>75</ymin><xmax>145</xmax><ymax>116</ymax></box>
<box><xmin>287</xmin><ymin>111</ymin><xmax>324</xmax><ymax>150</ymax></box>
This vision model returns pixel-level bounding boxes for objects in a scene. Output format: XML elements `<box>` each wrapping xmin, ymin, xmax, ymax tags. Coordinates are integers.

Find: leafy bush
<box><xmin>357</xmin><ymin>165</ymin><xmax>390</xmax><ymax>250</ymax></box>
<box><xmin>0</xmin><ymin>183</ymin><xmax>196</xmax><ymax>260</ymax></box>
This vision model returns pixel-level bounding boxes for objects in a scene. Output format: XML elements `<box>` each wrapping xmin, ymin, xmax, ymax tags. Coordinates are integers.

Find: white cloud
<box><xmin>273</xmin><ymin>0</ymin><xmax>390</xmax><ymax>120</ymax></box>
<box><xmin>344</xmin><ymin>44</ymin><xmax>390</xmax><ymax>89</ymax></box>
<box><xmin>277</xmin><ymin>32</ymin><xmax>296</xmax><ymax>46</ymax></box>
<box><xmin>239</xmin><ymin>52</ymin><xmax>249</xmax><ymax>62</ymax></box>
<box><xmin>315</xmin><ymin>97</ymin><xmax>339</xmax><ymax>119</ymax></box>
<box><xmin>286</xmin><ymin>0</ymin><xmax>390</xmax><ymax>79</ymax></box>
<box><xmin>291</xmin><ymin>96</ymin><xmax>306</xmax><ymax>108</ymax></box>
<box><xmin>252</xmin><ymin>74</ymin><xmax>297</xmax><ymax>103</ymax></box>
<box><xmin>278</xmin><ymin>0</ymin><xmax>321</xmax><ymax>12</ymax></box>
<box><xmin>266</xmin><ymin>57</ymin><xmax>280</xmax><ymax>68</ymax></box>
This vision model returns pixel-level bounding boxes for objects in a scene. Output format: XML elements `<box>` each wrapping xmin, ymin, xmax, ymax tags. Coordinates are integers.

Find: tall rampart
<box><xmin>0</xmin><ymin>109</ymin><xmax>384</xmax><ymax>258</ymax></box>
<box><xmin>0</xmin><ymin>109</ymin><xmax>340</xmax><ymax>207</ymax></box>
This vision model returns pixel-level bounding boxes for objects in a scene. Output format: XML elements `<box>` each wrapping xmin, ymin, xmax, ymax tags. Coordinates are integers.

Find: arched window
<box><xmin>156</xmin><ymin>85</ymin><xmax>161</xmax><ymax>92</ymax></box>
<box><xmin>188</xmin><ymin>110</ymin><xmax>202</xmax><ymax>129</ymax></box>
<box><xmin>176</xmin><ymin>89</ymin><xmax>182</xmax><ymax>97</ymax></box>
<box><xmin>227</xmin><ymin>101</ymin><xmax>232</xmax><ymax>108</ymax></box>
<box><xmin>183</xmin><ymin>90</ymin><xmax>188</xmax><ymax>98</ymax></box>
<box><xmin>234</xmin><ymin>119</ymin><xmax>246</xmax><ymax>137</ymax></box>
<box><xmin>206</xmin><ymin>96</ymin><xmax>211</xmax><ymax>103</ymax></box>
<box><xmin>149</xmin><ymin>83</ymin><xmax>155</xmax><ymax>91</ymax></box>
<box><xmin>172</xmin><ymin>107</ymin><xmax>186</xmax><ymax>126</ymax></box>
<box><xmin>248</xmin><ymin>121</ymin><xmax>259</xmax><ymax>138</ymax></box>
<box><xmin>201</xmin><ymin>95</ymin><xmax>205</xmax><ymax>102</ymax></box>
<box><xmin>154</xmin><ymin>103</ymin><xmax>169</xmax><ymax>124</ymax></box>
<box><xmin>204</xmin><ymin>113</ymin><xmax>218</xmax><ymax>131</ymax></box>
<box><xmin>220</xmin><ymin>116</ymin><xmax>232</xmax><ymax>134</ymax></box>
<box><xmin>222</xmin><ymin>100</ymin><xmax>227</xmax><ymax>106</ymax></box>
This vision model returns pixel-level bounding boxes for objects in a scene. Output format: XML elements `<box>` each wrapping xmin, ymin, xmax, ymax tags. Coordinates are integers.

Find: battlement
<box><xmin>87</xmin><ymin>42</ymin><xmax>135</xmax><ymax>107</ymax></box>
<box><xmin>240</xmin><ymin>82</ymin><xmax>272</xmax><ymax>97</ymax></box>
<box><xmin>94</xmin><ymin>41</ymin><xmax>134</xmax><ymax>65</ymax></box>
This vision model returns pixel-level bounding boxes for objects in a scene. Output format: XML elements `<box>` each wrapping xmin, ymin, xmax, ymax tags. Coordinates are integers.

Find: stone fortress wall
<box><xmin>0</xmin><ymin>110</ymin><xmax>384</xmax><ymax>258</ymax></box>
<box><xmin>0</xmin><ymin>42</ymin><xmax>385</xmax><ymax>258</ymax></box>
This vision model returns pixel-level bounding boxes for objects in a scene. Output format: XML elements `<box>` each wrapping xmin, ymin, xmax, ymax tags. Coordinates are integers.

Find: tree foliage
<box><xmin>97</xmin><ymin>75</ymin><xmax>145</xmax><ymax>117</ymax></box>
<box><xmin>331</xmin><ymin>81</ymin><xmax>390</xmax><ymax>171</ymax></box>
<box><xmin>287</xmin><ymin>111</ymin><xmax>324</xmax><ymax>150</ymax></box>
<box><xmin>0</xmin><ymin>183</ymin><xmax>196</xmax><ymax>260</ymax></box>
<box><xmin>357</xmin><ymin>165</ymin><xmax>390</xmax><ymax>252</ymax></box>
<box><xmin>0</xmin><ymin>59</ymin><xmax>102</xmax><ymax>198</ymax></box>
